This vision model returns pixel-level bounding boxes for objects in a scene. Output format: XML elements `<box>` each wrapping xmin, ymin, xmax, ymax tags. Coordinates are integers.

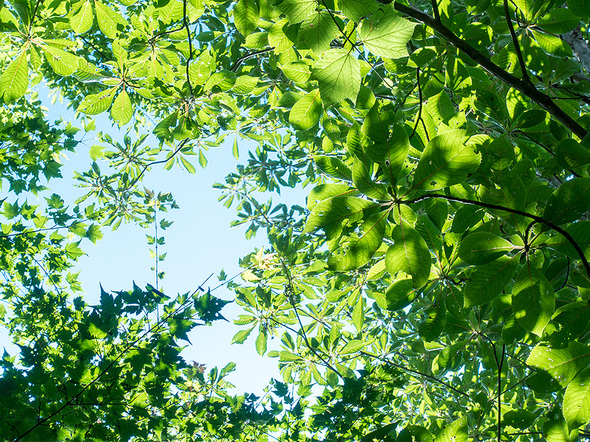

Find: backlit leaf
<box><xmin>359</xmin><ymin>5</ymin><xmax>416</xmax><ymax>59</ymax></box>
<box><xmin>385</xmin><ymin>222</ymin><xmax>431</xmax><ymax>288</ymax></box>
<box><xmin>313</xmin><ymin>49</ymin><xmax>360</xmax><ymax>106</ymax></box>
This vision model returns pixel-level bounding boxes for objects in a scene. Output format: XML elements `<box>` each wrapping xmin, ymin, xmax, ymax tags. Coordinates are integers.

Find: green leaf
<box><xmin>255</xmin><ymin>330</ymin><xmax>267</xmax><ymax>355</ymax></box>
<box><xmin>537</xmin><ymin>8</ymin><xmax>579</xmax><ymax>34</ymax></box>
<box><xmin>512</xmin><ymin>266</ymin><xmax>555</xmax><ymax>336</ymax></box>
<box><xmin>339</xmin><ymin>0</ymin><xmax>379</xmax><ymax>22</ymax></box>
<box><xmin>314</xmin><ymin>155</ymin><xmax>352</xmax><ymax>181</ymax></box>
<box><xmin>340</xmin><ymin>339</ymin><xmax>365</xmax><ymax>355</ymax></box>
<box><xmin>373</xmin><ymin>275</ymin><xmax>417</xmax><ymax>311</ymax></box>
<box><xmin>77</xmin><ymin>87</ymin><xmax>116</xmax><ymax>115</ymax></box>
<box><xmin>232</xmin><ymin>326</ymin><xmax>255</xmax><ymax>344</ymax></box>
<box><xmin>298</xmin><ymin>11</ymin><xmax>340</xmax><ymax>54</ymax></box>
<box><xmin>563</xmin><ymin>367</ymin><xmax>590</xmax><ymax>430</ymax></box>
<box><xmin>65</xmin><ymin>241</ymin><xmax>85</xmax><ymax>259</ymax></box>
<box><xmin>463</xmin><ymin>255</ymin><xmax>518</xmax><ymax>307</ymax></box>
<box><xmin>352</xmin><ymin>296</ymin><xmax>364</xmax><ymax>332</ymax></box>
<box><xmin>70</xmin><ymin>0</ymin><xmax>94</xmax><ymax>34</ymax></box>
<box><xmin>385</xmin><ymin>222</ymin><xmax>431</xmax><ymax>288</ymax></box>
<box><xmin>434</xmin><ymin>416</ymin><xmax>468</xmax><ymax>442</ymax></box>
<box><xmin>352</xmin><ymin>158</ymin><xmax>389</xmax><ymax>200</ymax></box>
<box><xmin>312</xmin><ymin>49</ymin><xmax>361</xmax><ymax>107</ymax></box>
<box><xmin>412</xmin><ymin>130</ymin><xmax>481</xmax><ymax>191</ymax></box>
<box><xmin>304</xmin><ymin>196</ymin><xmax>376</xmax><ymax>237</ymax></box>
<box><xmin>458</xmin><ymin>231</ymin><xmax>514</xmax><ymax>265</ymax></box>
<box><xmin>419</xmin><ymin>294</ymin><xmax>446</xmax><ymax>342</ymax></box>
<box><xmin>527</xmin><ymin>342</ymin><xmax>590</xmax><ymax>389</ymax></box>
<box><xmin>543</xmin><ymin>178</ymin><xmax>590</xmax><ymax>226</ymax></box>
<box><xmin>0</xmin><ymin>51</ymin><xmax>28</xmax><ymax>102</ymax></box>
<box><xmin>40</xmin><ymin>44</ymin><xmax>79</xmax><ymax>76</ymax></box>
<box><xmin>289</xmin><ymin>89</ymin><xmax>322</xmax><ymax>130</ymax></box>
<box><xmin>359</xmin><ymin>5</ymin><xmax>416</xmax><ymax>59</ymax></box>
<box><xmin>364</xmin><ymin>123</ymin><xmax>409</xmax><ymax>186</ymax></box>
<box><xmin>110</xmin><ymin>89</ymin><xmax>132</xmax><ymax>126</ymax></box>
<box><xmin>328</xmin><ymin>211</ymin><xmax>387</xmax><ymax>271</ymax></box>
<box><xmin>85</xmin><ymin>224</ymin><xmax>103</xmax><ymax>244</ymax></box>
<box><xmin>233</xmin><ymin>0</ymin><xmax>259</xmax><ymax>36</ymax></box>
<box><xmin>567</xmin><ymin>0</ymin><xmax>590</xmax><ymax>18</ymax></box>
<box><xmin>307</xmin><ymin>184</ymin><xmax>355</xmax><ymax>210</ymax></box>
<box><xmin>277</xmin><ymin>0</ymin><xmax>316</xmax><ymax>23</ymax></box>
<box><xmin>94</xmin><ymin>0</ymin><xmax>125</xmax><ymax>38</ymax></box>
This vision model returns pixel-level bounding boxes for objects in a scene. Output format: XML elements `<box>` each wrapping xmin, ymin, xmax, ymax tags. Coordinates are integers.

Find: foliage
<box><xmin>1</xmin><ymin>0</ymin><xmax>590</xmax><ymax>440</ymax></box>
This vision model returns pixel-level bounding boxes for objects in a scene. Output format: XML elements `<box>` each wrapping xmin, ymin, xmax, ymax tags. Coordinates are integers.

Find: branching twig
<box><xmin>393</xmin><ymin>3</ymin><xmax>588</xmax><ymax>139</ymax></box>
<box><xmin>504</xmin><ymin>0</ymin><xmax>532</xmax><ymax>85</ymax></box>
<box><xmin>405</xmin><ymin>193</ymin><xmax>590</xmax><ymax>278</ymax></box>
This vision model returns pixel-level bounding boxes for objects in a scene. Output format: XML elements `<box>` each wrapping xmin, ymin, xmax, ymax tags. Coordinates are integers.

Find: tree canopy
<box><xmin>1</xmin><ymin>0</ymin><xmax>590</xmax><ymax>440</ymax></box>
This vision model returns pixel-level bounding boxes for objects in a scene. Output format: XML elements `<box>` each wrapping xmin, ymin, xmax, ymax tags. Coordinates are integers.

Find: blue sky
<box><xmin>1</xmin><ymin>86</ymin><xmax>310</xmax><ymax>395</ymax></box>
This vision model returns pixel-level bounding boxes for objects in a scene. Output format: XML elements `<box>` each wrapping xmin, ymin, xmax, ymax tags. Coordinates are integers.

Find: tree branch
<box><xmin>393</xmin><ymin>3</ymin><xmax>588</xmax><ymax>139</ymax></box>
<box><xmin>562</xmin><ymin>26</ymin><xmax>590</xmax><ymax>74</ymax></box>
<box><xmin>405</xmin><ymin>193</ymin><xmax>590</xmax><ymax>278</ymax></box>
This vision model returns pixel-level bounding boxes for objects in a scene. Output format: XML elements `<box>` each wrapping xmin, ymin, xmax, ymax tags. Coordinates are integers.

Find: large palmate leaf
<box><xmin>0</xmin><ymin>51</ymin><xmax>28</xmax><ymax>102</ymax></box>
<box><xmin>512</xmin><ymin>266</ymin><xmax>555</xmax><ymax>336</ymax></box>
<box><xmin>359</xmin><ymin>5</ymin><xmax>416</xmax><ymax>59</ymax></box>
<box><xmin>385</xmin><ymin>222</ymin><xmax>431</xmax><ymax>288</ymax></box>
<box><xmin>543</xmin><ymin>178</ymin><xmax>590</xmax><ymax>226</ymax></box>
<box><xmin>233</xmin><ymin>0</ymin><xmax>259</xmax><ymax>36</ymax></box>
<box><xmin>463</xmin><ymin>255</ymin><xmax>518</xmax><ymax>307</ymax></box>
<box><xmin>412</xmin><ymin>130</ymin><xmax>481</xmax><ymax>191</ymax></box>
<box><xmin>312</xmin><ymin>49</ymin><xmax>360</xmax><ymax>107</ymax></box>
<box><xmin>327</xmin><ymin>211</ymin><xmax>387</xmax><ymax>271</ymax></box>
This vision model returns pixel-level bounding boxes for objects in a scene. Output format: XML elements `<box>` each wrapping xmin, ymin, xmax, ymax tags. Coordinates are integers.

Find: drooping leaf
<box><xmin>298</xmin><ymin>11</ymin><xmax>340</xmax><ymax>54</ymax></box>
<box><xmin>352</xmin><ymin>158</ymin><xmax>389</xmax><ymax>200</ymax></box>
<box><xmin>359</xmin><ymin>5</ymin><xmax>416</xmax><ymax>59</ymax></box>
<box><xmin>307</xmin><ymin>184</ymin><xmax>356</xmax><ymax>210</ymax></box>
<box><xmin>364</xmin><ymin>123</ymin><xmax>409</xmax><ymax>186</ymax></box>
<box><xmin>110</xmin><ymin>89</ymin><xmax>132</xmax><ymax>126</ymax></box>
<box><xmin>289</xmin><ymin>89</ymin><xmax>322</xmax><ymax>130</ymax></box>
<box><xmin>312</xmin><ymin>49</ymin><xmax>361</xmax><ymax>106</ymax></box>
<box><xmin>233</xmin><ymin>0</ymin><xmax>259</xmax><ymax>36</ymax></box>
<box><xmin>463</xmin><ymin>255</ymin><xmax>518</xmax><ymax>307</ymax></box>
<box><xmin>512</xmin><ymin>266</ymin><xmax>555</xmax><ymax>336</ymax></box>
<box><xmin>39</xmin><ymin>44</ymin><xmax>79</xmax><ymax>76</ymax></box>
<box><xmin>314</xmin><ymin>155</ymin><xmax>352</xmax><ymax>181</ymax></box>
<box><xmin>77</xmin><ymin>87</ymin><xmax>117</xmax><ymax>115</ymax></box>
<box><xmin>305</xmin><ymin>196</ymin><xmax>376</xmax><ymax>233</ymax></box>
<box><xmin>563</xmin><ymin>367</ymin><xmax>590</xmax><ymax>430</ymax></box>
<box><xmin>458</xmin><ymin>231</ymin><xmax>514</xmax><ymax>265</ymax></box>
<box><xmin>339</xmin><ymin>0</ymin><xmax>379</xmax><ymax>22</ymax></box>
<box><xmin>385</xmin><ymin>222</ymin><xmax>431</xmax><ymax>288</ymax></box>
<box><xmin>70</xmin><ymin>0</ymin><xmax>94</xmax><ymax>34</ymax></box>
<box><xmin>543</xmin><ymin>178</ymin><xmax>590</xmax><ymax>226</ymax></box>
<box><xmin>527</xmin><ymin>342</ymin><xmax>590</xmax><ymax>389</ymax></box>
<box><xmin>328</xmin><ymin>211</ymin><xmax>387</xmax><ymax>271</ymax></box>
<box><xmin>94</xmin><ymin>0</ymin><xmax>125</xmax><ymax>38</ymax></box>
<box><xmin>0</xmin><ymin>51</ymin><xmax>28</xmax><ymax>102</ymax></box>
<box><xmin>413</xmin><ymin>130</ymin><xmax>481</xmax><ymax>191</ymax></box>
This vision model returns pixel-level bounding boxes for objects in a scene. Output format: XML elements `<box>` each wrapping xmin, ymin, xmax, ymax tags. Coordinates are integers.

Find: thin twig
<box><xmin>503</xmin><ymin>0</ymin><xmax>531</xmax><ymax>85</ymax></box>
